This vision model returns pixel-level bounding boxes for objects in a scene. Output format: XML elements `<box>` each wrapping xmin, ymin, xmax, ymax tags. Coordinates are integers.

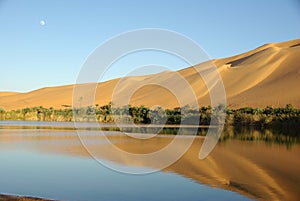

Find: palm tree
<box><xmin>21</xmin><ymin>107</ymin><xmax>31</xmax><ymax>120</ymax></box>
<box><xmin>0</xmin><ymin>108</ymin><xmax>5</xmax><ymax>120</ymax></box>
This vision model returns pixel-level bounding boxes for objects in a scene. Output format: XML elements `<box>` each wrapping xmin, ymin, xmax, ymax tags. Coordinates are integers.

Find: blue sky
<box><xmin>0</xmin><ymin>0</ymin><xmax>299</xmax><ymax>92</ymax></box>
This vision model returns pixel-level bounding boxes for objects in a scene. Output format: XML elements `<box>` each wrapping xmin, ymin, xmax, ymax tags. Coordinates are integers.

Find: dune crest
<box><xmin>1</xmin><ymin>38</ymin><xmax>300</xmax><ymax>110</ymax></box>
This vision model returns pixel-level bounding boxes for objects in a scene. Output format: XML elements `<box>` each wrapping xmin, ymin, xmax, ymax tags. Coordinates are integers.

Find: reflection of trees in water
<box><xmin>220</xmin><ymin>126</ymin><xmax>300</xmax><ymax>149</ymax></box>
<box><xmin>120</xmin><ymin>125</ymin><xmax>300</xmax><ymax>148</ymax></box>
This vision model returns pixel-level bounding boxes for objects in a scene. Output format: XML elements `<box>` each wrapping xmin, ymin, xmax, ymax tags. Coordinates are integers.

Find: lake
<box><xmin>0</xmin><ymin>121</ymin><xmax>299</xmax><ymax>201</ymax></box>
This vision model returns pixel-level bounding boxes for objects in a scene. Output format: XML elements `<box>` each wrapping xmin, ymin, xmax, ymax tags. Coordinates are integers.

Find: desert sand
<box><xmin>1</xmin><ymin>38</ymin><xmax>299</xmax><ymax>110</ymax></box>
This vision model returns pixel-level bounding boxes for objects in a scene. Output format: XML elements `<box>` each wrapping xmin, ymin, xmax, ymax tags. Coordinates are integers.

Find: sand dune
<box><xmin>0</xmin><ymin>92</ymin><xmax>20</xmax><ymax>97</ymax></box>
<box><xmin>1</xmin><ymin>38</ymin><xmax>300</xmax><ymax>110</ymax></box>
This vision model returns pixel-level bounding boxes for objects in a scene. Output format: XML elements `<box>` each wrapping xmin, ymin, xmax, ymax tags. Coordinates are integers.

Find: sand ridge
<box><xmin>1</xmin><ymin>38</ymin><xmax>300</xmax><ymax>110</ymax></box>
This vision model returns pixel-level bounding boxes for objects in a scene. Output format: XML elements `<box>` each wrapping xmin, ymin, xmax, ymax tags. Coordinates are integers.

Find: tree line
<box><xmin>0</xmin><ymin>103</ymin><xmax>299</xmax><ymax>130</ymax></box>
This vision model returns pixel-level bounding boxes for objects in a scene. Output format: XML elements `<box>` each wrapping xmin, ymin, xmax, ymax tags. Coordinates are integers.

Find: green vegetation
<box><xmin>1</xmin><ymin>106</ymin><xmax>73</xmax><ymax>121</ymax></box>
<box><xmin>1</xmin><ymin>104</ymin><xmax>299</xmax><ymax>145</ymax></box>
<box><xmin>226</xmin><ymin>104</ymin><xmax>300</xmax><ymax>134</ymax></box>
<box><xmin>1</xmin><ymin>104</ymin><xmax>299</xmax><ymax>133</ymax></box>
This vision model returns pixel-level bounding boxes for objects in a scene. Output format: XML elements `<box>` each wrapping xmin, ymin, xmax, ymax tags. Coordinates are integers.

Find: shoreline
<box><xmin>0</xmin><ymin>194</ymin><xmax>56</xmax><ymax>201</ymax></box>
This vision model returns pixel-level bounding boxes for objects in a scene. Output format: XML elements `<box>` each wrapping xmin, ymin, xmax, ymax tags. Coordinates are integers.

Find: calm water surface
<box><xmin>0</xmin><ymin>121</ymin><xmax>299</xmax><ymax>201</ymax></box>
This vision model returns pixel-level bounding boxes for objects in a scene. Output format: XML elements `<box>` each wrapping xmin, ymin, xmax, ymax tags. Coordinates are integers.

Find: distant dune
<box><xmin>0</xmin><ymin>92</ymin><xmax>20</xmax><ymax>97</ymax></box>
<box><xmin>1</xmin><ymin>38</ymin><xmax>300</xmax><ymax>110</ymax></box>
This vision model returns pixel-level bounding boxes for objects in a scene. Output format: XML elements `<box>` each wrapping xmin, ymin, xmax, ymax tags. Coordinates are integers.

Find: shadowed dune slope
<box><xmin>1</xmin><ymin>38</ymin><xmax>300</xmax><ymax>110</ymax></box>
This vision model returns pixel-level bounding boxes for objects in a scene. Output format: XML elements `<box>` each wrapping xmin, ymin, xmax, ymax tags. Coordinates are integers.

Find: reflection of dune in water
<box><xmin>1</xmin><ymin>131</ymin><xmax>300</xmax><ymax>201</ymax></box>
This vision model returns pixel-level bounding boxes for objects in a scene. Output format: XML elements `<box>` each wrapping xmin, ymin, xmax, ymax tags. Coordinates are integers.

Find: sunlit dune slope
<box><xmin>1</xmin><ymin>38</ymin><xmax>300</xmax><ymax>110</ymax></box>
<box><xmin>0</xmin><ymin>92</ymin><xmax>20</xmax><ymax>97</ymax></box>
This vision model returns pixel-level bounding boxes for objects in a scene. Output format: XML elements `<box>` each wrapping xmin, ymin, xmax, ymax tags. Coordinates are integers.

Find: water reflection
<box><xmin>0</xmin><ymin>131</ymin><xmax>252</xmax><ymax>201</ymax></box>
<box><xmin>220</xmin><ymin>126</ymin><xmax>300</xmax><ymax>149</ymax></box>
<box><xmin>0</xmin><ymin>123</ymin><xmax>299</xmax><ymax>200</ymax></box>
<box><xmin>1</xmin><ymin>121</ymin><xmax>299</xmax><ymax>147</ymax></box>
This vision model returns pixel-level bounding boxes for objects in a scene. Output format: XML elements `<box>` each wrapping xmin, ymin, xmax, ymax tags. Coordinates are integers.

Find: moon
<box><xmin>40</xmin><ymin>20</ymin><xmax>46</xmax><ymax>26</ymax></box>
